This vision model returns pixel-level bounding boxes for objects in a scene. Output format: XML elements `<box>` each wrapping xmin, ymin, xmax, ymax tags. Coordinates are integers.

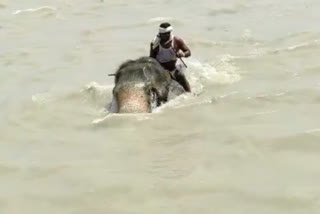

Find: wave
<box><xmin>0</xmin><ymin>163</ymin><xmax>20</xmax><ymax>175</ymax></box>
<box><xmin>24</xmin><ymin>58</ymin><xmax>238</xmax><ymax>126</ymax></box>
<box><xmin>0</xmin><ymin>3</ymin><xmax>7</xmax><ymax>8</ymax></box>
<box><xmin>265</xmin><ymin>131</ymin><xmax>320</xmax><ymax>154</ymax></box>
<box><xmin>208</xmin><ymin>3</ymin><xmax>247</xmax><ymax>17</ymax></box>
<box><xmin>188</xmin><ymin>57</ymin><xmax>241</xmax><ymax>86</ymax></box>
<box><xmin>82</xmin><ymin>81</ymin><xmax>113</xmax><ymax>107</ymax></box>
<box><xmin>188</xmin><ymin>39</ymin><xmax>243</xmax><ymax>48</ymax></box>
<box><xmin>147</xmin><ymin>17</ymin><xmax>174</xmax><ymax>24</ymax></box>
<box><xmin>12</xmin><ymin>6</ymin><xmax>58</xmax><ymax>17</ymax></box>
<box><xmin>246</xmin><ymin>88</ymin><xmax>320</xmax><ymax>106</ymax></box>
<box><xmin>213</xmin><ymin>39</ymin><xmax>320</xmax><ymax>62</ymax></box>
<box><xmin>153</xmin><ymin>58</ymin><xmax>241</xmax><ymax>112</ymax></box>
<box><xmin>267</xmin><ymin>40</ymin><xmax>320</xmax><ymax>55</ymax></box>
<box><xmin>257</xmin><ymin>32</ymin><xmax>320</xmax><ymax>57</ymax></box>
<box><xmin>83</xmin><ymin>17</ymin><xmax>181</xmax><ymax>34</ymax></box>
<box><xmin>31</xmin><ymin>83</ymin><xmax>112</xmax><ymax>109</ymax></box>
<box><xmin>31</xmin><ymin>92</ymin><xmax>55</xmax><ymax>106</ymax></box>
<box><xmin>189</xmin><ymin>31</ymin><xmax>319</xmax><ymax>63</ymax></box>
<box><xmin>270</xmin><ymin>32</ymin><xmax>320</xmax><ymax>45</ymax></box>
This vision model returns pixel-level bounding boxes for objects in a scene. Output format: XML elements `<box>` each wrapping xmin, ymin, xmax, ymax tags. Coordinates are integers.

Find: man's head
<box><xmin>158</xmin><ymin>22</ymin><xmax>173</xmax><ymax>42</ymax></box>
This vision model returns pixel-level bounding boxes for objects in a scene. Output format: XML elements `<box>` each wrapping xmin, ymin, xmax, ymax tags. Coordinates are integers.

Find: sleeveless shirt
<box><xmin>155</xmin><ymin>39</ymin><xmax>177</xmax><ymax>63</ymax></box>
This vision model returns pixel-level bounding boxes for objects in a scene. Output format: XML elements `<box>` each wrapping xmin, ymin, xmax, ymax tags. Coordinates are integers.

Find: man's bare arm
<box><xmin>176</xmin><ymin>37</ymin><xmax>191</xmax><ymax>57</ymax></box>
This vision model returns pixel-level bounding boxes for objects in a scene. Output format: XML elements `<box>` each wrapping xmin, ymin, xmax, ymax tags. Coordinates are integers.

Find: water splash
<box><xmin>31</xmin><ymin>92</ymin><xmax>54</xmax><ymax>106</ymax></box>
<box><xmin>88</xmin><ymin>57</ymin><xmax>240</xmax><ymax>117</ymax></box>
<box><xmin>188</xmin><ymin>57</ymin><xmax>241</xmax><ymax>86</ymax></box>
<box><xmin>91</xmin><ymin>111</ymin><xmax>152</xmax><ymax>125</ymax></box>
<box><xmin>81</xmin><ymin>81</ymin><xmax>113</xmax><ymax>107</ymax></box>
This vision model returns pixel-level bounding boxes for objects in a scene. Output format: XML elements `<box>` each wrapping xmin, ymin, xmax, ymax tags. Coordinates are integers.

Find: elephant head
<box><xmin>112</xmin><ymin>57</ymin><xmax>184</xmax><ymax>113</ymax></box>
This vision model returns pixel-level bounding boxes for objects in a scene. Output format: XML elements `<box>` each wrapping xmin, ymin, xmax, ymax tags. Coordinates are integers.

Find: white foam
<box><xmin>188</xmin><ymin>57</ymin><xmax>241</xmax><ymax>86</ymax></box>
<box><xmin>147</xmin><ymin>17</ymin><xmax>173</xmax><ymax>24</ymax></box>
<box><xmin>82</xmin><ymin>82</ymin><xmax>113</xmax><ymax>105</ymax></box>
<box><xmin>305</xmin><ymin>129</ymin><xmax>320</xmax><ymax>134</ymax></box>
<box><xmin>31</xmin><ymin>92</ymin><xmax>53</xmax><ymax>106</ymax></box>
<box><xmin>153</xmin><ymin>92</ymin><xmax>213</xmax><ymax>113</ymax></box>
<box><xmin>241</xmin><ymin>29</ymin><xmax>254</xmax><ymax>42</ymax></box>
<box><xmin>263</xmin><ymin>40</ymin><xmax>319</xmax><ymax>57</ymax></box>
<box><xmin>12</xmin><ymin>6</ymin><xmax>57</xmax><ymax>15</ymax></box>
<box><xmin>151</xmin><ymin>58</ymin><xmax>241</xmax><ymax>112</ymax></box>
<box><xmin>84</xmin><ymin>81</ymin><xmax>112</xmax><ymax>93</ymax></box>
<box><xmin>92</xmin><ymin>113</ymin><xmax>112</xmax><ymax>124</ymax></box>
<box><xmin>92</xmin><ymin>112</ymin><xmax>151</xmax><ymax>125</ymax></box>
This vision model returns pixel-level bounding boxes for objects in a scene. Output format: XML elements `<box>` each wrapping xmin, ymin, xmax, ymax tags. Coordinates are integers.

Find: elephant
<box><xmin>111</xmin><ymin>56</ymin><xmax>185</xmax><ymax>113</ymax></box>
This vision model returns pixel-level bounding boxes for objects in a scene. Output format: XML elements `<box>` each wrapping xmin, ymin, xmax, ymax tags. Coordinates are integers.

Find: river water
<box><xmin>1</xmin><ymin>0</ymin><xmax>320</xmax><ymax>213</ymax></box>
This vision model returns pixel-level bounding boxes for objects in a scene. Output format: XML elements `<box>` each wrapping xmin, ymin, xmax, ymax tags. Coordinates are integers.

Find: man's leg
<box><xmin>174</xmin><ymin>70</ymin><xmax>191</xmax><ymax>92</ymax></box>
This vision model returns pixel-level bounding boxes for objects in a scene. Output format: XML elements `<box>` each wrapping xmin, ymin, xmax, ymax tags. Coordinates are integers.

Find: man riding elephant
<box><xmin>112</xmin><ymin>57</ymin><xmax>184</xmax><ymax>113</ymax></box>
<box><xmin>149</xmin><ymin>22</ymin><xmax>192</xmax><ymax>92</ymax></box>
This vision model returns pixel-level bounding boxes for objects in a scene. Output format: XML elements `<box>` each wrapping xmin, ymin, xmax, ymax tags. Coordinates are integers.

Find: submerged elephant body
<box><xmin>112</xmin><ymin>57</ymin><xmax>185</xmax><ymax>113</ymax></box>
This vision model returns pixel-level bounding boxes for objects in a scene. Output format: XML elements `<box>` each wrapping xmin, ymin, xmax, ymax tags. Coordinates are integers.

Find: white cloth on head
<box><xmin>159</xmin><ymin>25</ymin><xmax>173</xmax><ymax>33</ymax></box>
<box><xmin>151</xmin><ymin>25</ymin><xmax>174</xmax><ymax>50</ymax></box>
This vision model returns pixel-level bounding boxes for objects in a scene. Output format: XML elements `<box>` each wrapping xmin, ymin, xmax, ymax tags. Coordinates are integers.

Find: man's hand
<box><xmin>176</xmin><ymin>50</ymin><xmax>185</xmax><ymax>58</ymax></box>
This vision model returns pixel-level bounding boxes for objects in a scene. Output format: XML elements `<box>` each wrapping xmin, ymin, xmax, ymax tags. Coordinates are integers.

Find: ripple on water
<box><xmin>12</xmin><ymin>6</ymin><xmax>58</xmax><ymax>17</ymax></box>
<box><xmin>208</xmin><ymin>3</ymin><xmax>247</xmax><ymax>17</ymax></box>
<box><xmin>0</xmin><ymin>3</ymin><xmax>7</xmax><ymax>8</ymax></box>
